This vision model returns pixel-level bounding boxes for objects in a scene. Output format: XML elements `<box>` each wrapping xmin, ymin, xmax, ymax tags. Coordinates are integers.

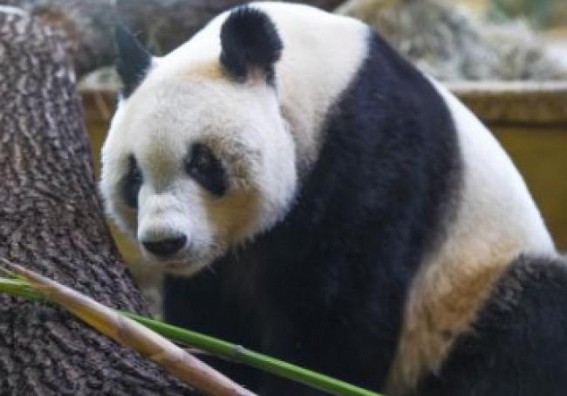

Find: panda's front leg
<box><xmin>256</xmin><ymin>314</ymin><xmax>330</xmax><ymax>395</ymax></box>
<box><xmin>255</xmin><ymin>309</ymin><xmax>385</xmax><ymax>396</ymax></box>
<box><xmin>163</xmin><ymin>273</ymin><xmax>262</xmax><ymax>390</ymax></box>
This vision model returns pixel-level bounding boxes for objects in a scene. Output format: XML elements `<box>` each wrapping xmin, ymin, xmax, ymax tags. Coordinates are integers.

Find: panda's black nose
<box><xmin>142</xmin><ymin>235</ymin><xmax>187</xmax><ymax>257</ymax></box>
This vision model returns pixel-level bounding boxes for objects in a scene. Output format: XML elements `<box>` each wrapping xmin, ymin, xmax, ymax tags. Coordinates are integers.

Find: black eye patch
<box><xmin>186</xmin><ymin>144</ymin><xmax>228</xmax><ymax>197</ymax></box>
<box><xmin>123</xmin><ymin>155</ymin><xmax>143</xmax><ymax>209</ymax></box>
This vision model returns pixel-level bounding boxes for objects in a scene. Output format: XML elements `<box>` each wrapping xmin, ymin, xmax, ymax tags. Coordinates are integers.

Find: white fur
<box><xmin>253</xmin><ymin>3</ymin><xmax>369</xmax><ymax>172</ymax></box>
<box><xmin>102</xmin><ymin>77</ymin><xmax>295</xmax><ymax>275</ymax></box>
<box><xmin>430</xmin><ymin>79</ymin><xmax>554</xmax><ymax>258</ymax></box>
<box><xmin>100</xmin><ymin>3</ymin><xmax>368</xmax><ymax>275</ymax></box>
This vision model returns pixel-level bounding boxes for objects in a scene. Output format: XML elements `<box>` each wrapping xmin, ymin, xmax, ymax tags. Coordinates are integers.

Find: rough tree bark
<box><xmin>0</xmin><ymin>0</ymin><xmax>345</xmax><ymax>78</ymax></box>
<box><xmin>0</xmin><ymin>10</ymin><xmax>197</xmax><ymax>395</ymax></box>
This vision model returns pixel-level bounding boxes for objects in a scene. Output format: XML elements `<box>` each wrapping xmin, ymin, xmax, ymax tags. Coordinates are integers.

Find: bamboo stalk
<box><xmin>124</xmin><ymin>314</ymin><xmax>380</xmax><ymax>396</ymax></box>
<box><xmin>0</xmin><ymin>258</ymin><xmax>255</xmax><ymax>396</ymax></box>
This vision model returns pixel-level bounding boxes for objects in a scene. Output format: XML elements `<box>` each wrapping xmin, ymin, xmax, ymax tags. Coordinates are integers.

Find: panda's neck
<box><xmin>269</xmin><ymin>14</ymin><xmax>369</xmax><ymax>175</ymax></box>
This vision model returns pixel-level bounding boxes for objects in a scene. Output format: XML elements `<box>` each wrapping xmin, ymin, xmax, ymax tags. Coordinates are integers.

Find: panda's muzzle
<box><xmin>142</xmin><ymin>235</ymin><xmax>187</xmax><ymax>257</ymax></box>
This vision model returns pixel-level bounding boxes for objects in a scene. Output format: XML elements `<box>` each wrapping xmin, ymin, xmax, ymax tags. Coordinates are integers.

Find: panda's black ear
<box><xmin>115</xmin><ymin>25</ymin><xmax>152</xmax><ymax>98</ymax></box>
<box><xmin>220</xmin><ymin>7</ymin><xmax>283</xmax><ymax>84</ymax></box>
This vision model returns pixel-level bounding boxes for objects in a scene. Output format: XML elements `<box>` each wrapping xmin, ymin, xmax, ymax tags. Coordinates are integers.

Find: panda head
<box><xmin>100</xmin><ymin>7</ymin><xmax>297</xmax><ymax>276</ymax></box>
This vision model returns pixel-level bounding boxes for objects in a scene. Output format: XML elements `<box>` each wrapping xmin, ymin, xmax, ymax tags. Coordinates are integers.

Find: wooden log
<box><xmin>0</xmin><ymin>9</ymin><xmax>197</xmax><ymax>395</ymax></box>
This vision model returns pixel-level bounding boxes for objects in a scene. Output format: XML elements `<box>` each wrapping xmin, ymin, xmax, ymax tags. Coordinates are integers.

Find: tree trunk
<box><xmin>0</xmin><ymin>10</ymin><xmax>196</xmax><ymax>395</ymax></box>
<box><xmin>0</xmin><ymin>0</ymin><xmax>345</xmax><ymax>78</ymax></box>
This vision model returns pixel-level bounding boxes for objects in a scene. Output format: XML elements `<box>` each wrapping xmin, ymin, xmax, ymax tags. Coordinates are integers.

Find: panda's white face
<box><xmin>101</xmin><ymin>66</ymin><xmax>297</xmax><ymax>276</ymax></box>
<box><xmin>101</xmin><ymin>3</ymin><xmax>369</xmax><ymax>276</ymax></box>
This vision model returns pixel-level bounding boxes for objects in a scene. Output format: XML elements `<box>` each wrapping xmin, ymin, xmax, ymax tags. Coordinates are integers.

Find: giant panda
<box><xmin>100</xmin><ymin>2</ymin><xmax>567</xmax><ymax>395</ymax></box>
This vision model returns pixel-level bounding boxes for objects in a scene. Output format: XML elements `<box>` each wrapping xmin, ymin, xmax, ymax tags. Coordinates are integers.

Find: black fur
<box><xmin>165</xmin><ymin>28</ymin><xmax>461</xmax><ymax>395</ymax></box>
<box><xmin>122</xmin><ymin>155</ymin><xmax>143</xmax><ymax>209</ymax></box>
<box><xmin>115</xmin><ymin>26</ymin><xmax>152</xmax><ymax>98</ymax></box>
<box><xmin>417</xmin><ymin>255</ymin><xmax>567</xmax><ymax>396</ymax></box>
<box><xmin>220</xmin><ymin>7</ymin><xmax>282</xmax><ymax>83</ymax></box>
<box><xmin>185</xmin><ymin>143</ymin><xmax>228</xmax><ymax>197</ymax></box>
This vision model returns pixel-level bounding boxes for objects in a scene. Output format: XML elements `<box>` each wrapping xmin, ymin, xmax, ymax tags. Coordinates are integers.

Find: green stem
<box><xmin>0</xmin><ymin>277</ymin><xmax>381</xmax><ymax>396</ymax></box>
<box><xmin>0</xmin><ymin>278</ymin><xmax>42</xmax><ymax>301</ymax></box>
<box><xmin>124</xmin><ymin>313</ymin><xmax>381</xmax><ymax>396</ymax></box>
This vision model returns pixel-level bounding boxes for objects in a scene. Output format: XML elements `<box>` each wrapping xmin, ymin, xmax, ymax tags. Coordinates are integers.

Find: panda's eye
<box><xmin>123</xmin><ymin>155</ymin><xmax>143</xmax><ymax>209</ymax></box>
<box><xmin>186</xmin><ymin>144</ymin><xmax>228</xmax><ymax>196</ymax></box>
